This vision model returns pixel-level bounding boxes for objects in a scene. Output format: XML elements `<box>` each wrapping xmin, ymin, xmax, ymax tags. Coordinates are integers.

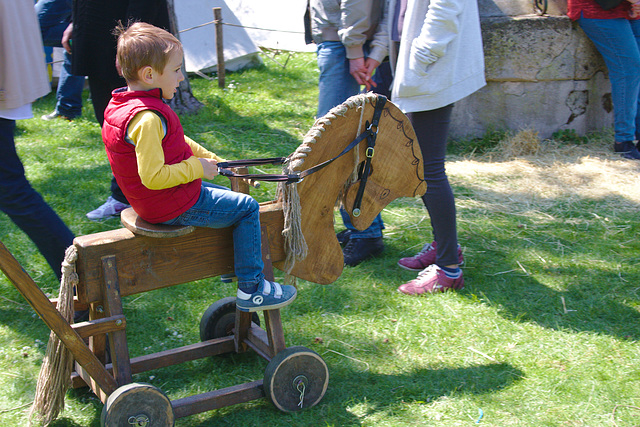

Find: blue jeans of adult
<box><xmin>0</xmin><ymin>118</ymin><xmax>75</xmax><ymax>279</ymax></box>
<box><xmin>36</xmin><ymin>0</ymin><xmax>84</xmax><ymax>119</ymax></box>
<box><xmin>162</xmin><ymin>182</ymin><xmax>264</xmax><ymax>293</ymax></box>
<box><xmin>316</xmin><ymin>40</ymin><xmax>384</xmax><ymax>239</ymax></box>
<box><xmin>577</xmin><ymin>16</ymin><xmax>640</xmax><ymax>143</ymax></box>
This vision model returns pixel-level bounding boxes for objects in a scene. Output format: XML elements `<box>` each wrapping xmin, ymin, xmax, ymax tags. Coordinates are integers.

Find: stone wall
<box><xmin>450</xmin><ymin>0</ymin><xmax>612</xmax><ymax>139</ymax></box>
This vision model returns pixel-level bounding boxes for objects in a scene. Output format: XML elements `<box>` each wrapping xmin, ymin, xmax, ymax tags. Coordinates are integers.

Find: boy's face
<box><xmin>154</xmin><ymin>50</ymin><xmax>185</xmax><ymax>100</ymax></box>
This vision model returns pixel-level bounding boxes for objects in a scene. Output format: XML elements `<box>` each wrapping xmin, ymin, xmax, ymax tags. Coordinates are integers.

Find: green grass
<box><xmin>1</xmin><ymin>51</ymin><xmax>639</xmax><ymax>426</ymax></box>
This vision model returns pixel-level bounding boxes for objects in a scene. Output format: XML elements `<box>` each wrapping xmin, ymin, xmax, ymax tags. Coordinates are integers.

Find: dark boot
<box><xmin>343</xmin><ymin>237</ymin><xmax>384</xmax><ymax>266</ymax></box>
<box><xmin>336</xmin><ymin>229</ymin><xmax>352</xmax><ymax>246</ymax></box>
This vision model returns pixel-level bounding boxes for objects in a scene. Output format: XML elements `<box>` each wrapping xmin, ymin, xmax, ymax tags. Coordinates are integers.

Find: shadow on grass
<box><xmin>453</xmin><ymin>187</ymin><xmax>640</xmax><ymax>341</ymax></box>
<box><xmin>185</xmin><ymin>362</ymin><xmax>522</xmax><ymax>426</ymax></box>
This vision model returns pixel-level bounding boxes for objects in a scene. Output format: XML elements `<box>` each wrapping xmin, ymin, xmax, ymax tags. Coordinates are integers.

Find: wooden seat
<box><xmin>120</xmin><ymin>207</ymin><xmax>194</xmax><ymax>238</ymax></box>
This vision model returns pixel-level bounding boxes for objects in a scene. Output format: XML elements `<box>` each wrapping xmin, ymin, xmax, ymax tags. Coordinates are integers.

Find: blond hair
<box><xmin>114</xmin><ymin>22</ymin><xmax>183</xmax><ymax>82</ymax></box>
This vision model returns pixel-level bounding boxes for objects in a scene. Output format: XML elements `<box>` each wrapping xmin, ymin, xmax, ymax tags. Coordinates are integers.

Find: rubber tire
<box><xmin>264</xmin><ymin>346</ymin><xmax>329</xmax><ymax>412</ymax></box>
<box><xmin>101</xmin><ymin>383</ymin><xmax>174</xmax><ymax>427</ymax></box>
<box><xmin>199</xmin><ymin>297</ymin><xmax>260</xmax><ymax>341</ymax></box>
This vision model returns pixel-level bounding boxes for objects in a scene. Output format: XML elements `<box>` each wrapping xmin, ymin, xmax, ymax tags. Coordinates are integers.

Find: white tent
<box><xmin>175</xmin><ymin>0</ymin><xmax>313</xmax><ymax>74</ymax></box>
<box><xmin>50</xmin><ymin>1</ymin><xmax>313</xmax><ymax>79</ymax></box>
<box><xmin>229</xmin><ymin>0</ymin><xmax>314</xmax><ymax>52</ymax></box>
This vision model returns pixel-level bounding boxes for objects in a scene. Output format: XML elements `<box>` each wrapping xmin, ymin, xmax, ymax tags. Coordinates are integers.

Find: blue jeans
<box><xmin>316</xmin><ymin>41</ymin><xmax>362</xmax><ymax>118</ymax></box>
<box><xmin>162</xmin><ymin>182</ymin><xmax>264</xmax><ymax>293</ymax></box>
<box><xmin>577</xmin><ymin>16</ymin><xmax>640</xmax><ymax>142</ymax></box>
<box><xmin>36</xmin><ymin>0</ymin><xmax>84</xmax><ymax>119</ymax></box>
<box><xmin>0</xmin><ymin>119</ymin><xmax>75</xmax><ymax>279</ymax></box>
<box><xmin>316</xmin><ymin>40</ymin><xmax>384</xmax><ymax>238</ymax></box>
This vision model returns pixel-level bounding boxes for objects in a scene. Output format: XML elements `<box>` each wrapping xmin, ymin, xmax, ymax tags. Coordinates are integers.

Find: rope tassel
<box><xmin>29</xmin><ymin>246</ymin><xmax>78</xmax><ymax>426</ymax></box>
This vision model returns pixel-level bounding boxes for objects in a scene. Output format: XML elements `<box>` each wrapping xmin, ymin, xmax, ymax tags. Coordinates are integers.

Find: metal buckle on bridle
<box><xmin>366</xmin><ymin>122</ymin><xmax>378</xmax><ymax>134</ymax></box>
<box><xmin>365</xmin><ymin>146</ymin><xmax>374</xmax><ymax>158</ymax></box>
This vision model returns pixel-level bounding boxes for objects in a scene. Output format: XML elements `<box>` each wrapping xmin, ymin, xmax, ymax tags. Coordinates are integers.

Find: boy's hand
<box><xmin>199</xmin><ymin>158</ymin><xmax>219</xmax><ymax>179</ymax></box>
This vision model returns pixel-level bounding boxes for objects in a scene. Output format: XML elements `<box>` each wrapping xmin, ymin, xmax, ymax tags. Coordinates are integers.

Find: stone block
<box><xmin>450</xmin><ymin>8</ymin><xmax>613</xmax><ymax>140</ymax></box>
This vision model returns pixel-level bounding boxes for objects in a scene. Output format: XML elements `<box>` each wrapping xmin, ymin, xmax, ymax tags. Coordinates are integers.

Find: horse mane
<box><xmin>277</xmin><ymin>92</ymin><xmax>379</xmax><ymax>283</ymax></box>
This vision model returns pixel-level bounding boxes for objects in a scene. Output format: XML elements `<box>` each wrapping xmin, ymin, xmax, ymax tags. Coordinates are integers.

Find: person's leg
<box><xmin>54</xmin><ymin>51</ymin><xmax>84</xmax><ymax>119</ymax></box>
<box><xmin>0</xmin><ymin>118</ymin><xmax>75</xmax><ymax>279</ymax></box>
<box><xmin>35</xmin><ymin>0</ymin><xmax>71</xmax><ymax>47</ymax></box>
<box><xmin>88</xmin><ymin>75</ymin><xmax>125</xmax><ymax>126</ymax></box>
<box><xmin>163</xmin><ymin>183</ymin><xmax>296</xmax><ymax>311</ymax></box>
<box><xmin>409</xmin><ymin>105</ymin><xmax>458</xmax><ymax>267</ymax></box>
<box><xmin>162</xmin><ymin>184</ymin><xmax>264</xmax><ymax>290</ymax></box>
<box><xmin>85</xmin><ymin>74</ymin><xmax>130</xmax><ymax>219</ymax></box>
<box><xmin>577</xmin><ymin>17</ymin><xmax>640</xmax><ymax>150</ymax></box>
<box><xmin>630</xmin><ymin>19</ymin><xmax>640</xmax><ymax>141</ymax></box>
<box><xmin>339</xmin><ymin>210</ymin><xmax>384</xmax><ymax>239</ymax></box>
<box><xmin>397</xmin><ymin>106</ymin><xmax>465</xmax><ymax>295</ymax></box>
<box><xmin>316</xmin><ymin>41</ymin><xmax>361</xmax><ymax>117</ymax></box>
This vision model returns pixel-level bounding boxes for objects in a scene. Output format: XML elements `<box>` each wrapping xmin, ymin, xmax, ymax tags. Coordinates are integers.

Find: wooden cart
<box><xmin>0</xmin><ymin>177</ymin><xmax>328</xmax><ymax>425</ymax></box>
<box><xmin>0</xmin><ymin>93</ymin><xmax>427</xmax><ymax>425</ymax></box>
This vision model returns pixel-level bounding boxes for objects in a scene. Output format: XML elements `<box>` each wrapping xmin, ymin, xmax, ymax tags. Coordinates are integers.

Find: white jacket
<box><xmin>0</xmin><ymin>0</ymin><xmax>51</xmax><ymax>111</ymax></box>
<box><xmin>380</xmin><ymin>0</ymin><xmax>486</xmax><ymax>112</ymax></box>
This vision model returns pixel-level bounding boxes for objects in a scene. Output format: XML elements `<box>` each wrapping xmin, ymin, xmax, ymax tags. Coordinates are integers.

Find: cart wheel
<box><xmin>100</xmin><ymin>383</ymin><xmax>174</xmax><ymax>427</ymax></box>
<box><xmin>264</xmin><ymin>346</ymin><xmax>329</xmax><ymax>412</ymax></box>
<box><xmin>199</xmin><ymin>297</ymin><xmax>260</xmax><ymax>341</ymax></box>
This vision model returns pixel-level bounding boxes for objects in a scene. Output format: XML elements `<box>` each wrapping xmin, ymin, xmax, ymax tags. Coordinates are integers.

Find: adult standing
<box><xmin>63</xmin><ymin>0</ymin><xmax>171</xmax><ymax>219</ymax></box>
<box><xmin>307</xmin><ymin>0</ymin><xmax>389</xmax><ymax>266</ymax></box>
<box><xmin>35</xmin><ymin>0</ymin><xmax>85</xmax><ymax>121</ymax></box>
<box><xmin>0</xmin><ymin>0</ymin><xmax>75</xmax><ymax>280</ymax></box>
<box><xmin>568</xmin><ymin>0</ymin><xmax>640</xmax><ymax>159</ymax></box>
<box><xmin>370</xmin><ymin>0</ymin><xmax>485</xmax><ymax>294</ymax></box>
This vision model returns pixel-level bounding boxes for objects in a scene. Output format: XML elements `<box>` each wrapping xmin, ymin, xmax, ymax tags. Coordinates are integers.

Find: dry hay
<box><xmin>447</xmin><ymin>129</ymin><xmax>640</xmax><ymax>218</ymax></box>
<box><xmin>495</xmin><ymin>129</ymin><xmax>541</xmax><ymax>157</ymax></box>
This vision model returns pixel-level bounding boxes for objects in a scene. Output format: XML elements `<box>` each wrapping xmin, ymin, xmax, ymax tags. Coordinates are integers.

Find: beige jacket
<box><xmin>309</xmin><ymin>0</ymin><xmax>388</xmax><ymax>62</ymax></box>
<box><xmin>0</xmin><ymin>0</ymin><xmax>51</xmax><ymax>111</ymax></box>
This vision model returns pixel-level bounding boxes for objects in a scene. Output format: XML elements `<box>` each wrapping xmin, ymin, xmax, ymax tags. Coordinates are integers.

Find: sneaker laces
<box><xmin>416</xmin><ymin>264</ymin><xmax>439</xmax><ymax>279</ymax></box>
<box><xmin>412</xmin><ymin>243</ymin><xmax>435</xmax><ymax>259</ymax></box>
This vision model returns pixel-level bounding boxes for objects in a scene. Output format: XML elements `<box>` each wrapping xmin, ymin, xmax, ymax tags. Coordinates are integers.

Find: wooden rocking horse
<box><xmin>0</xmin><ymin>93</ymin><xmax>425</xmax><ymax>425</ymax></box>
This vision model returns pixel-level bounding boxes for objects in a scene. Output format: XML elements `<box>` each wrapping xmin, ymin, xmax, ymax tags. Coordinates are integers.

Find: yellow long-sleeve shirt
<box><xmin>127</xmin><ymin>110</ymin><xmax>224</xmax><ymax>190</ymax></box>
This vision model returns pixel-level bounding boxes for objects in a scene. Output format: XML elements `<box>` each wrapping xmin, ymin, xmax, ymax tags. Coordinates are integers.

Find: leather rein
<box><xmin>217</xmin><ymin>95</ymin><xmax>387</xmax><ymax>217</ymax></box>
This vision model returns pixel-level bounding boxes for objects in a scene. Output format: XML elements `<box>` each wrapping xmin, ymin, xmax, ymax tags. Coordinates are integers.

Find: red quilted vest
<box><xmin>102</xmin><ymin>88</ymin><xmax>201</xmax><ymax>223</ymax></box>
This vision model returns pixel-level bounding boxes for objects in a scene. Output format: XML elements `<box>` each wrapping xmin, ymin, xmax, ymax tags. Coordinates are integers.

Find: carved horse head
<box><xmin>275</xmin><ymin>93</ymin><xmax>426</xmax><ymax>284</ymax></box>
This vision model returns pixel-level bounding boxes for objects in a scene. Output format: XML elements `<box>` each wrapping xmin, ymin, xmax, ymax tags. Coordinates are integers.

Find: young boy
<box><xmin>102</xmin><ymin>22</ymin><xmax>296</xmax><ymax>312</ymax></box>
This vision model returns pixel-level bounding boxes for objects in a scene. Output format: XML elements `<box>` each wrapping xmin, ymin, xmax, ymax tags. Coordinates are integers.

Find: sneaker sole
<box><xmin>237</xmin><ymin>293</ymin><xmax>297</xmax><ymax>312</ymax></box>
<box><xmin>397</xmin><ymin>283</ymin><xmax>465</xmax><ymax>295</ymax></box>
<box><xmin>397</xmin><ymin>261</ymin><xmax>427</xmax><ymax>272</ymax></box>
<box><xmin>397</xmin><ymin>258</ymin><xmax>465</xmax><ymax>272</ymax></box>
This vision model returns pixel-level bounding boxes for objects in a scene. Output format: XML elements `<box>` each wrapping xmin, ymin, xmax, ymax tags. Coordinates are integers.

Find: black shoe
<box><xmin>343</xmin><ymin>237</ymin><xmax>384</xmax><ymax>266</ymax></box>
<box><xmin>336</xmin><ymin>229</ymin><xmax>352</xmax><ymax>246</ymax></box>
<box><xmin>614</xmin><ymin>141</ymin><xmax>640</xmax><ymax>160</ymax></box>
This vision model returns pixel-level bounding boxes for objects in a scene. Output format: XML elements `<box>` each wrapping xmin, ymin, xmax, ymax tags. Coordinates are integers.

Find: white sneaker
<box><xmin>86</xmin><ymin>196</ymin><xmax>130</xmax><ymax>220</ymax></box>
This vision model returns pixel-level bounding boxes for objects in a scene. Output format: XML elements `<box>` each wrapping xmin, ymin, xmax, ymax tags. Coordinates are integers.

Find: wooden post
<box><xmin>213</xmin><ymin>7</ymin><xmax>225</xmax><ymax>89</ymax></box>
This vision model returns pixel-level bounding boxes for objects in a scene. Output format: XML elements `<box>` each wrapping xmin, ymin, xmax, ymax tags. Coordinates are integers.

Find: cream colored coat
<box><xmin>378</xmin><ymin>0</ymin><xmax>486</xmax><ymax>113</ymax></box>
<box><xmin>0</xmin><ymin>0</ymin><xmax>51</xmax><ymax>111</ymax></box>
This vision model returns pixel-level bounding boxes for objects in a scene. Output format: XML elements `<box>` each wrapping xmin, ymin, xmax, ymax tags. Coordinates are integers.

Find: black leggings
<box><xmin>88</xmin><ymin>74</ymin><xmax>129</xmax><ymax>204</ymax></box>
<box><xmin>408</xmin><ymin>105</ymin><xmax>459</xmax><ymax>267</ymax></box>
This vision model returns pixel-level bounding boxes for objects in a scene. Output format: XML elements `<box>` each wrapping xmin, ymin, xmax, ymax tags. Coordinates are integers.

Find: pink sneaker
<box><xmin>397</xmin><ymin>265</ymin><xmax>464</xmax><ymax>295</ymax></box>
<box><xmin>397</xmin><ymin>241</ymin><xmax>464</xmax><ymax>271</ymax></box>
